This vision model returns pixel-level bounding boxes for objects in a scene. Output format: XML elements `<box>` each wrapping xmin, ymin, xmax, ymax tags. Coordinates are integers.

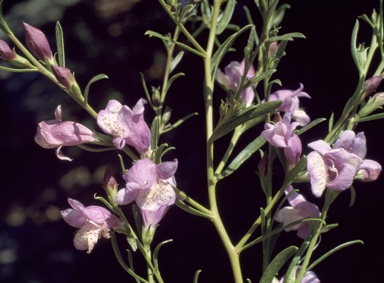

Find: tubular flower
<box><xmin>268</xmin><ymin>83</ymin><xmax>311</xmax><ymax>126</ymax></box>
<box><xmin>34</xmin><ymin>105</ymin><xmax>95</xmax><ymax>161</ymax></box>
<box><xmin>97</xmin><ymin>99</ymin><xmax>151</xmax><ymax>154</ymax></box>
<box><xmin>216</xmin><ymin>58</ymin><xmax>256</xmax><ymax>106</ymax></box>
<box><xmin>116</xmin><ymin>158</ymin><xmax>178</xmax><ymax>230</ymax></box>
<box><xmin>306</xmin><ymin>139</ymin><xmax>362</xmax><ymax>197</ymax></box>
<box><xmin>275</xmin><ymin>186</ymin><xmax>321</xmax><ymax>239</ymax></box>
<box><xmin>60</xmin><ymin>198</ymin><xmax>121</xmax><ymax>253</ymax></box>
<box><xmin>261</xmin><ymin>113</ymin><xmax>302</xmax><ymax>166</ymax></box>
<box><xmin>333</xmin><ymin>130</ymin><xmax>381</xmax><ymax>182</ymax></box>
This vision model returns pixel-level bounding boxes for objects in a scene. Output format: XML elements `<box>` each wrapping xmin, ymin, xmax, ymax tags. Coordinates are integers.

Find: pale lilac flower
<box><xmin>35</xmin><ymin>105</ymin><xmax>95</xmax><ymax>161</ymax></box>
<box><xmin>275</xmin><ymin>186</ymin><xmax>320</xmax><ymax>239</ymax></box>
<box><xmin>277</xmin><ymin>269</ymin><xmax>320</xmax><ymax>283</ymax></box>
<box><xmin>116</xmin><ymin>158</ymin><xmax>178</xmax><ymax>230</ymax></box>
<box><xmin>268</xmin><ymin>84</ymin><xmax>311</xmax><ymax>126</ymax></box>
<box><xmin>23</xmin><ymin>22</ymin><xmax>52</xmax><ymax>62</ymax></box>
<box><xmin>307</xmin><ymin>139</ymin><xmax>362</xmax><ymax>197</ymax></box>
<box><xmin>261</xmin><ymin>113</ymin><xmax>302</xmax><ymax>166</ymax></box>
<box><xmin>216</xmin><ymin>58</ymin><xmax>256</xmax><ymax>106</ymax></box>
<box><xmin>97</xmin><ymin>99</ymin><xmax>151</xmax><ymax>154</ymax></box>
<box><xmin>61</xmin><ymin>198</ymin><xmax>121</xmax><ymax>253</ymax></box>
<box><xmin>333</xmin><ymin>130</ymin><xmax>381</xmax><ymax>182</ymax></box>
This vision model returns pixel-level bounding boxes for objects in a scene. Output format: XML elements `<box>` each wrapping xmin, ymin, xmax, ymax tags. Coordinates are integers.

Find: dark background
<box><xmin>1</xmin><ymin>0</ymin><xmax>383</xmax><ymax>282</ymax></box>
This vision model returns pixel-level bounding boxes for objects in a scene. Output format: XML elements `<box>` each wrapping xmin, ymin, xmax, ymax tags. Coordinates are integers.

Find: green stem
<box><xmin>203</xmin><ymin>1</ymin><xmax>243</xmax><ymax>282</ymax></box>
<box><xmin>295</xmin><ymin>190</ymin><xmax>340</xmax><ymax>282</ymax></box>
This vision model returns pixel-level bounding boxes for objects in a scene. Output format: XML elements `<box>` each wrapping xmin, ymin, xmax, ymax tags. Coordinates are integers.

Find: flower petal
<box><xmin>307</xmin><ymin>151</ymin><xmax>327</xmax><ymax>197</ymax></box>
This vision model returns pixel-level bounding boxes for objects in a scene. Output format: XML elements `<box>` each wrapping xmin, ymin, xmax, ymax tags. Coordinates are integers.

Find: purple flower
<box><xmin>333</xmin><ymin>130</ymin><xmax>381</xmax><ymax>182</ymax></box>
<box><xmin>23</xmin><ymin>22</ymin><xmax>52</xmax><ymax>62</ymax></box>
<box><xmin>116</xmin><ymin>158</ymin><xmax>178</xmax><ymax>230</ymax></box>
<box><xmin>34</xmin><ymin>105</ymin><xmax>95</xmax><ymax>161</ymax></box>
<box><xmin>216</xmin><ymin>58</ymin><xmax>256</xmax><ymax>106</ymax></box>
<box><xmin>97</xmin><ymin>99</ymin><xmax>151</xmax><ymax>154</ymax></box>
<box><xmin>275</xmin><ymin>186</ymin><xmax>320</xmax><ymax>239</ymax></box>
<box><xmin>268</xmin><ymin>84</ymin><xmax>311</xmax><ymax>126</ymax></box>
<box><xmin>307</xmin><ymin>138</ymin><xmax>362</xmax><ymax>197</ymax></box>
<box><xmin>261</xmin><ymin>113</ymin><xmax>302</xmax><ymax>166</ymax></box>
<box><xmin>0</xmin><ymin>39</ymin><xmax>16</xmax><ymax>61</ymax></box>
<box><xmin>61</xmin><ymin>198</ymin><xmax>121</xmax><ymax>253</ymax></box>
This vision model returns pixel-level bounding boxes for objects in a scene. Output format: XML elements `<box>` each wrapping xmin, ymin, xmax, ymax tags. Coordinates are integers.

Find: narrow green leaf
<box><xmin>351</xmin><ymin>20</ymin><xmax>362</xmax><ymax>73</ymax></box>
<box><xmin>162</xmin><ymin>112</ymin><xmax>198</xmax><ymax>133</ymax></box>
<box><xmin>281</xmin><ymin>156</ymin><xmax>307</xmax><ymax>189</ymax></box>
<box><xmin>84</xmin><ymin>74</ymin><xmax>108</xmax><ymax>104</ymax></box>
<box><xmin>216</xmin><ymin>0</ymin><xmax>236</xmax><ymax>35</ymax></box>
<box><xmin>307</xmin><ymin>240</ymin><xmax>364</xmax><ymax>271</ymax></box>
<box><xmin>259</xmin><ymin>246</ymin><xmax>298</xmax><ymax>283</ymax></box>
<box><xmin>218</xmin><ymin>136</ymin><xmax>266</xmax><ymax>180</ymax></box>
<box><xmin>150</xmin><ymin>116</ymin><xmax>160</xmax><ymax>150</ymax></box>
<box><xmin>170</xmin><ymin>51</ymin><xmax>184</xmax><ymax>73</ymax></box>
<box><xmin>211</xmin><ymin>24</ymin><xmax>254</xmax><ymax>80</ymax></box>
<box><xmin>349</xmin><ymin>185</ymin><xmax>356</xmax><ymax>207</ymax></box>
<box><xmin>153</xmin><ymin>239</ymin><xmax>173</xmax><ymax>269</ymax></box>
<box><xmin>296</xmin><ymin>118</ymin><xmax>326</xmax><ymax>135</ymax></box>
<box><xmin>266</xmin><ymin>32</ymin><xmax>306</xmax><ymax>43</ymax></box>
<box><xmin>175</xmin><ymin>200</ymin><xmax>212</xmax><ymax>219</ymax></box>
<box><xmin>164</xmin><ymin>72</ymin><xmax>185</xmax><ymax>94</ymax></box>
<box><xmin>127</xmin><ymin>236</ymin><xmax>138</xmax><ymax>252</ymax></box>
<box><xmin>55</xmin><ymin>21</ymin><xmax>65</xmax><ymax>67</ymax></box>
<box><xmin>354</xmin><ymin>112</ymin><xmax>384</xmax><ymax>122</ymax></box>
<box><xmin>209</xmin><ymin>100</ymin><xmax>282</xmax><ymax>142</ymax></box>
<box><xmin>193</xmin><ymin>270</ymin><xmax>202</xmax><ymax>283</ymax></box>
<box><xmin>0</xmin><ymin>65</ymin><xmax>36</xmax><ymax>72</ymax></box>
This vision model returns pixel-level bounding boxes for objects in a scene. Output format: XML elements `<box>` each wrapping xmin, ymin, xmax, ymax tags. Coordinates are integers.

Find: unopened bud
<box><xmin>23</xmin><ymin>22</ymin><xmax>53</xmax><ymax>62</ymax></box>
<box><xmin>0</xmin><ymin>39</ymin><xmax>16</xmax><ymax>60</ymax></box>
<box><xmin>151</xmin><ymin>87</ymin><xmax>161</xmax><ymax>107</ymax></box>
<box><xmin>258</xmin><ymin>152</ymin><xmax>268</xmax><ymax>177</ymax></box>
<box><xmin>52</xmin><ymin>66</ymin><xmax>75</xmax><ymax>89</ymax></box>
<box><xmin>162</xmin><ymin>106</ymin><xmax>172</xmax><ymax>126</ymax></box>
<box><xmin>363</xmin><ymin>75</ymin><xmax>382</xmax><ymax>98</ymax></box>
<box><xmin>103</xmin><ymin>167</ymin><xmax>118</xmax><ymax>202</ymax></box>
<box><xmin>272</xmin><ymin>113</ymin><xmax>282</xmax><ymax>123</ymax></box>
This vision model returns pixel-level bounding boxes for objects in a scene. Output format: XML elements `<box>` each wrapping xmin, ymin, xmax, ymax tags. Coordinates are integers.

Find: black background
<box><xmin>1</xmin><ymin>0</ymin><xmax>383</xmax><ymax>282</ymax></box>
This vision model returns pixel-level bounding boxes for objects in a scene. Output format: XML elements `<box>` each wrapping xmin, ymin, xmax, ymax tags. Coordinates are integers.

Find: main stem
<box><xmin>204</xmin><ymin>1</ymin><xmax>243</xmax><ymax>282</ymax></box>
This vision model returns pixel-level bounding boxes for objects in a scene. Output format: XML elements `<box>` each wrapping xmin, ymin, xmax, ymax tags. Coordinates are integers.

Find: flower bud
<box><xmin>363</xmin><ymin>75</ymin><xmax>382</xmax><ymax>98</ymax></box>
<box><xmin>0</xmin><ymin>39</ymin><xmax>16</xmax><ymax>60</ymax></box>
<box><xmin>52</xmin><ymin>65</ymin><xmax>75</xmax><ymax>89</ymax></box>
<box><xmin>23</xmin><ymin>22</ymin><xmax>53</xmax><ymax>62</ymax></box>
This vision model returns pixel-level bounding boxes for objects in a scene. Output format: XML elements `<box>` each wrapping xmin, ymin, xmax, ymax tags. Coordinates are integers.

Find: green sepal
<box><xmin>83</xmin><ymin>73</ymin><xmax>108</xmax><ymax>104</ymax></box>
<box><xmin>218</xmin><ymin>136</ymin><xmax>266</xmax><ymax>180</ymax></box>
<box><xmin>216</xmin><ymin>0</ymin><xmax>235</xmax><ymax>35</ymax></box>
<box><xmin>259</xmin><ymin>246</ymin><xmax>298</xmax><ymax>283</ymax></box>
<box><xmin>55</xmin><ymin>21</ymin><xmax>65</xmax><ymax>67</ymax></box>
<box><xmin>209</xmin><ymin>100</ymin><xmax>282</xmax><ymax>143</ymax></box>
